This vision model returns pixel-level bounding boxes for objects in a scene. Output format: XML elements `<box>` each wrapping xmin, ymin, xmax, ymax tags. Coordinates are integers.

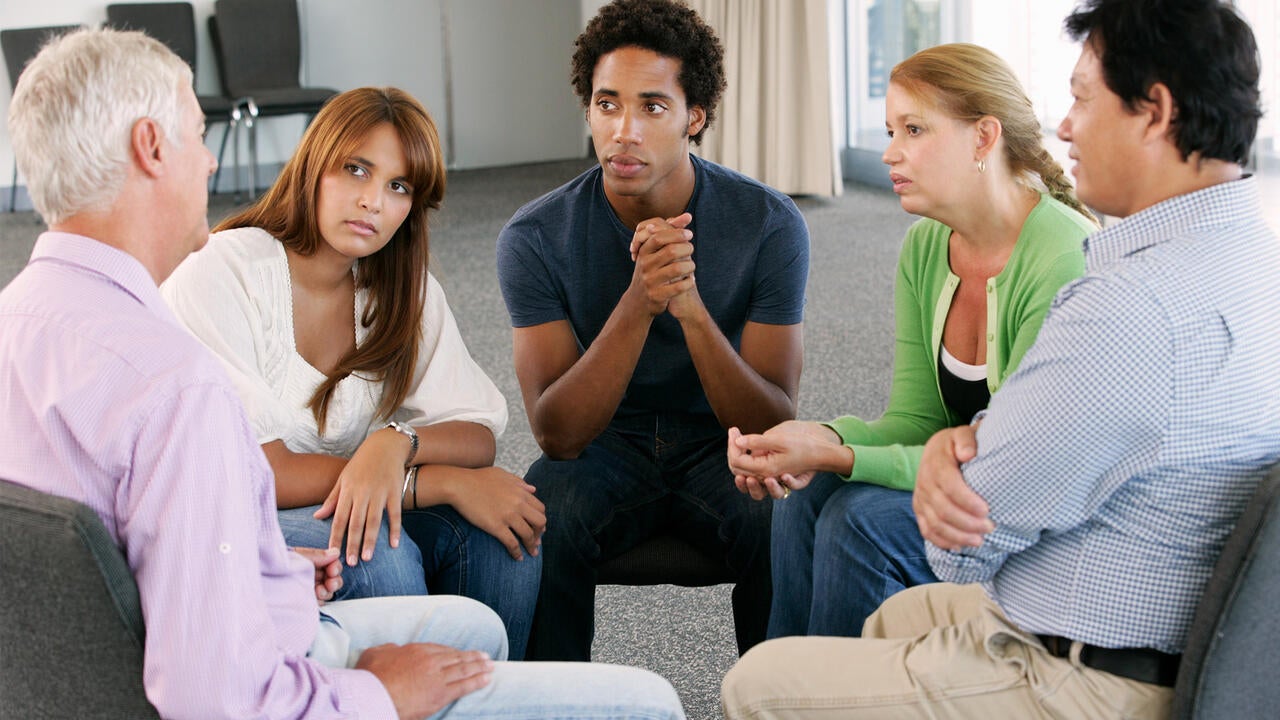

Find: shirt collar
<box><xmin>1084</xmin><ymin>176</ymin><xmax>1261</xmax><ymax>269</ymax></box>
<box><xmin>28</xmin><ymin>231</ymin><xmax>180</xmax><ymax>324</ymax></box>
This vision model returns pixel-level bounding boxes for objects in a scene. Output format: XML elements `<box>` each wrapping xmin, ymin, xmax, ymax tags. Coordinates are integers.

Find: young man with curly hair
<box><xmin>497</xmin><ymin>0</ymin><xmax>810</xmax><ymax>661</ymax></box>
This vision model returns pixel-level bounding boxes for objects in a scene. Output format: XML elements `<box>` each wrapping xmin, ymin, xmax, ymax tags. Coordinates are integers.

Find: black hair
<box><xmin>1064</xmin><ymin>0</ymin><xmax>1262</xmax><ymax>165</ymax></box>
<box><xmin>571</xmin><ymin>0</ymin><xmax>725</xmax><ymax>144</ymax></box>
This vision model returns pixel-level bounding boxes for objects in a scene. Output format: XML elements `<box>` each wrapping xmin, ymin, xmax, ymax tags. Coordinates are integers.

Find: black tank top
<box><xmin>938</xmin><ymin>347</ymin><xmax>991</xmax><ymax>423</ymax></box>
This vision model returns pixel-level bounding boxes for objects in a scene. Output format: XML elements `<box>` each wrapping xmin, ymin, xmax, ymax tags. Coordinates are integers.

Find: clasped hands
<box><xmin>629</xmin><ymin>212</ymin><xmax>701</xmax><ymax>318</ymax></box>
<box><xmin>727</xmin><ymin>420</ymin><xmax>841</xmax><ymax>500</ymax></box>
<box><xmin>727</xmin><ymin>420</ymin><xmax>996</xmax><ymax>551</ymax></box>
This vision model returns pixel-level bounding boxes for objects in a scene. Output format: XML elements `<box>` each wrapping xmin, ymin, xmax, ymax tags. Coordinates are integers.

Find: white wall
<box><xmin>446</xmin><ymin>0</ymin><xmax>584</xmax><ymax>167</ymax></box>
<box><xmin>1</xmin><ymin>0</ymin><xmax>224</xmax><ymax>192</ymax></box>
<box><xmin>2</xmin><ymin>0</ymin><xmax>587</xmax><ymax>203</ymax></box>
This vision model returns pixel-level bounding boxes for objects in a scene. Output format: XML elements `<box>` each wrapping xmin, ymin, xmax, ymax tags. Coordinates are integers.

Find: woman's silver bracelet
<box><xmin>401</xmin><ymin>465</ymin><xmax>420</xmax><ymax>509</ymax></box>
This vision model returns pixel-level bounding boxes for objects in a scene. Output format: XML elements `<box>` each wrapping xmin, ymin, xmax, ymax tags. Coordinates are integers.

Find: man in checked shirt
<box><xmin>722</xmin><ymin>1</ymin><xmax>1280</xmax><ymax>718</ymax></box>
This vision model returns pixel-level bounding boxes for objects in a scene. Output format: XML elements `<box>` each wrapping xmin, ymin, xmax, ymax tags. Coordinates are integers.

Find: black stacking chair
<box><xmin>1</xmin><ymin>24</ymin><xmax>80</xmax><ymax>213</ymax></box>
<box><xmin>597</xmin><ymin>532</ymin><xmax>765</xmax><ymax>654</ymax></box>
<box><xmin>105</xmin><ymin>2</ymin><xmax>239</xmax><ymax>196</ymax></box>
<box><xmin>209</xmin><ymin>0</ymin><xmax>337</xmax><ymax>197</ymax></box>
<box><xmin>0</xmin><ymin>479</ymin><xmax>159</xmax><ymax>718</ymax></box>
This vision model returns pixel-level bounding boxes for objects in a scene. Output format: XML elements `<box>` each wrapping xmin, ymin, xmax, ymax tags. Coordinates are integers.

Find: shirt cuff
<box><xmin>333</xmin><ymin>668</ymin><xmax>398</xmax><ymax>719</ymax></box>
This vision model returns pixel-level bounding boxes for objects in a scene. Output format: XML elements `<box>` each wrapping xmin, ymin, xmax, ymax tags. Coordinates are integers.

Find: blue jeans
<box><xmin>313</xmin><ymin>595</ymin><xmax>685</xmax><ymax>719</ymax></box>
<box><xmin>767</xmin><ymin>473</ymin><xmax>938</xmax><ymax>638</ymax></box>
<box><xmin>278</xmin><ymin>504</ymin><xmax>541</xmax><ymax>660</ymax></box>
<box><xmin>525</xmin><ymin>412</ymin><xmax>772</xmax><ymax>661</ymax></box>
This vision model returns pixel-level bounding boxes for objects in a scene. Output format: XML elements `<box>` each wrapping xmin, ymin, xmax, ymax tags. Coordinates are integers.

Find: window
<box><xmin>841</xmin><ymin>0</ymin><xmax>1280</xmax><ymax>183</ymax></box>
<box><xmin>844</xmin><ymin>0</ymin><xmax>958</xmax><ymax>153</ymax></box>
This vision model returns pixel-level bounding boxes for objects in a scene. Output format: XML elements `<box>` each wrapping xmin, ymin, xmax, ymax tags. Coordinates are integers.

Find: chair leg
<box><xmin>233</xmin><ymin>112</ymin><xmax>247</xmax><ymax>203</ymax></box>
<box><xmin>210</xmin><ymin>121</ymin><xmax>232</xmax><ymax>195</ymax></box>
<box><xmin>730</xmin><ymin>566</ymin><xmax>771</xmax><ymax>656</ymax></box>
<box><xmin>9</xmin><ymin>162</ymin><xmax>17</xmax><ymax>213</ymax></box>
<box><xmin>248</xmin><ymin>119</ymin><xmax>258</xmax><ymax>198</ymax></box>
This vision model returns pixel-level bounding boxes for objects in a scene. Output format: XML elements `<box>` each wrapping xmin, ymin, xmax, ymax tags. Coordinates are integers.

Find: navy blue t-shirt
<box><xmin>496</xmin><ymin>155</ymin><xmax>809</xmax><ymax>419</ymax></box>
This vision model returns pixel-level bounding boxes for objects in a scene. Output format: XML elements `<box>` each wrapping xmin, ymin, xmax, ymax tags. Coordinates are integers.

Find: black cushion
<box><xmin>105</xmin><ymin>3</ymin><xmax>199</xmax><ymax>69</ymax></box>
<box><xmin>597</xmin><ymin>532</ymin><xmax>735</xmax><ymax>587</ymax></box>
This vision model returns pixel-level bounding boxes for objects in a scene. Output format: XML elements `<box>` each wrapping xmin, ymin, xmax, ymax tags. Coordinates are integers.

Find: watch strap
<box><xmin>383</xmin><ymin>421</ymin><xmax>419</xmax><ymax>468</ymax></box>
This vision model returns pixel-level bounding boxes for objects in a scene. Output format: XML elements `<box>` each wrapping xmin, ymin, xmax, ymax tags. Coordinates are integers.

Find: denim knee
<box><xmin>424</xmin><ymin>595</ymin><xmax>510</xmax><ymax>661</ymax></box>
<box><xmin>277</xmin><ymin>506</ymin><xmax>427</xmax><ymax>600</ymax></box>
<box><xmin>524</xmin><ymin>455</ymin><xmax>616</xmax><ymax>548</ymax></box>
<box><xmin>822</xmin><ymin>483</ymin><xmax>917</xmax><ymax>542</ymax></box>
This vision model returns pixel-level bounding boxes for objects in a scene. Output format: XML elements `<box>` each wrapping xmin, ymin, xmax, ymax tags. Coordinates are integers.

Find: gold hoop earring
<box><xmin>977</xmin><ymin>159</ymin><xmax>987</xmax><ymax>173</ymax></box>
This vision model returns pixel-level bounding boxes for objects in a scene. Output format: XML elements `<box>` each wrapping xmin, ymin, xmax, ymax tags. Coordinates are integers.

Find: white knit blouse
<box><xmin>160</xmin><ymin>227</ymin><xmax>507</xmax><ymax>457</ymax></box>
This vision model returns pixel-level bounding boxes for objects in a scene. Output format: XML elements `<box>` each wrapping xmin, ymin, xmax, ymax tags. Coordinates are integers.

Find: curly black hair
<box><xmin>571</xmin><ymin>0</ymin><xmax>725</xmax><ymax>144</ymax></box>
<box><xmin>1065</xmin><ymin>0</ymin><xmax>1262</xmax><ymax>165</ymax></box>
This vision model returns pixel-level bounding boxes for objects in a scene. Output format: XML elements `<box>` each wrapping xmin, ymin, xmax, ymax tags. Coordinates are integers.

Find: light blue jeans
<box><xmin>768</xmin><ymin>473</ymin><xmax>938</xmax><ymax>638</ymax></box>
<box><xmin>313</xmin><ymin>595</ymin><xmax>685</xmax><ymax>719</ymax></box>
<box><xmin>279</xmin><ymin>504</ymin><xmax>541</xmax><ymax>660</ymax></box>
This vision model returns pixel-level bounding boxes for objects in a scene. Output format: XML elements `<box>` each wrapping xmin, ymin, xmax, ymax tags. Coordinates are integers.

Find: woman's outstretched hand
<box><xmin>728</xmin><ymin>421</ymin><xmax>847</xmax><ymax>500</ymax></box>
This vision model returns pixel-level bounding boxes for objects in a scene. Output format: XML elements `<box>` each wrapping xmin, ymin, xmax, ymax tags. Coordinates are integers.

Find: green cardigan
<box><xmin>824</xmin><ymin>194</ymin><xmax>1092</xmax><ymax>490</ymax></box>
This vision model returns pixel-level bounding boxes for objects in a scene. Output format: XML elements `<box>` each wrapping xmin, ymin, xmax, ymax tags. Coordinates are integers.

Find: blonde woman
<box><xmin>729</xmin><ymin>44</ymin><xmax>1096</xmax><ymax>638</ymax></box>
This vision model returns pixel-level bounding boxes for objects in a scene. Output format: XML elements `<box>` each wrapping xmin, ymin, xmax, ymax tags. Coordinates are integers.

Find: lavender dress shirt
<box><xmin>0</xmin><ymin>233</ymin><xmax>395</xmax><ymax>719</ymax></box>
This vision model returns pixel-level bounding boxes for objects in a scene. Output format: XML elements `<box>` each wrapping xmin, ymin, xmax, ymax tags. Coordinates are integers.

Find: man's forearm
<box><xmin>530</xmin><ymin>292</ymin><xmax>653</xmax><ymax>458</ymax></box>
<box><xmin>680</xmin><ymin>306</ymin><xmax>798</xmax><ymax>434</ymax></box>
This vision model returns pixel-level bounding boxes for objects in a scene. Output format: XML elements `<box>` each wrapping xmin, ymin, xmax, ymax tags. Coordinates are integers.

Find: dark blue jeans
<box><xmin>524</xmin><ymin>412</ymin><xmax>772</xmax><ymax>661</ymax></box>
<box><xmin>768</xmin><ymin>473</ymin><xmax>938</xmax><ymax>638</ymax></box>
<box><xmin>278</xmin><ymin>504</ymin><xmax>541</xmax><ymax>660</ymax></box>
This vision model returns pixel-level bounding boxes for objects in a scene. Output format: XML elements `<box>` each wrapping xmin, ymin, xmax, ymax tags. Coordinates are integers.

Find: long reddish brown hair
<box><xmin>215</xmin><ymin>87</ymin><xmax>446</xmax><ymax>431</ymax></box>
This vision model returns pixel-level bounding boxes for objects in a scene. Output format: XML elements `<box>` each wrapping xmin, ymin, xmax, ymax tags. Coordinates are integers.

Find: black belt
<box><xmin>1036</xmin><ymin>635</ymin><xmax>1181</xmax><ymax>687</ymax></box>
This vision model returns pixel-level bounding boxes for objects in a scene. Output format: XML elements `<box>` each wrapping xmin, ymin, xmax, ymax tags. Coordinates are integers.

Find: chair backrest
<box><xmin>210</xmin><ymin>0</ymin><xmax>302</xmax><ymax>97</ymax></box>
<box><xmin>1</xmin><ymin>24</ymin><xmax>80</xmax><ymax>93</ymax></box>
<box><xmin>105</xmin><ymin>2</ymin><xmax>198</xmax><ymax>70</ymax></box>
<box><xmin>0</xmin><ymin>479</ymin><xmax>158</xmax><ymax>719</ymax></box>
<box><xmin>1174</xmin><ymin>463</ymin><xmax>1280</xmax><ymax>718</ymax></box>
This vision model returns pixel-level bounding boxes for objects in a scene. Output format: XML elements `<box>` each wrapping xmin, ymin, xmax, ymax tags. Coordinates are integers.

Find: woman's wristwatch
<box><xmin>383</xmin><ymin>421</ymin><xmax>419</xmax><ymax>468</ymax></box>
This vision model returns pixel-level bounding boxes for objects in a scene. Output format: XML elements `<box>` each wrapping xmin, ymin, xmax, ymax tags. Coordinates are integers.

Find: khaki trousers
<box><xmin>722</xmin><ymin>583</ymin><xmax>1172</xmax><ymax>719</ymax></box>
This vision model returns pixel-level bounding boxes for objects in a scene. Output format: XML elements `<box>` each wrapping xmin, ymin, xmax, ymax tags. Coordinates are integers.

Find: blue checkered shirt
<box><xmin>927</xmin><ymin>177</ymin><xmax>1280</xmax><ymax>653</ymax></box>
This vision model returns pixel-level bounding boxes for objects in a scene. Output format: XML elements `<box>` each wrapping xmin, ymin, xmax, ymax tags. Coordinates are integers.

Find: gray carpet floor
<box><xmin>0</xmin><ymin>158</ymin><xmax>913</xmax><ymax>719</ymax></box>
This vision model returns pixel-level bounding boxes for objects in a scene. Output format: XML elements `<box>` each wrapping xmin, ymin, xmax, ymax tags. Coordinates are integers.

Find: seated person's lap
<box><xmin>527</xmin><ymin>422</ymin><xmax>768</xmax><ymax>565</ymax></box>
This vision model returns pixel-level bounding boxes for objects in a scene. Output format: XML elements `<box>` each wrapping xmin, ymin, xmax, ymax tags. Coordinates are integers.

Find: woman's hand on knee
<box><xmin>315</xmin><ymin>431</ymin><xmax>408</xmax><ymax>567</ymax></box>
<box><xmin>444</xmin><ymin>467</ymin><xmax>546</xmax><ymax>561</ymax></box>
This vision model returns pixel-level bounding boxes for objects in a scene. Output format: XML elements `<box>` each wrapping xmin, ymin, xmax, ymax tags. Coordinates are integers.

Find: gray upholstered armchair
<box><xmin>0</xmin><ymin>479</ymin><xmax>157</xmax><ymax>719</ymax></box>
<box><xmin>1173</xmin><ymin>463</ymin><xmax>1280</xmax><ymax>718</ymax></box>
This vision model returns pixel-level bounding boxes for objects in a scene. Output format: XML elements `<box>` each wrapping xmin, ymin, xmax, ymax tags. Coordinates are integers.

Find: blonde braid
<box><xmin>1029</xmin><ymin>146</ymin><xmax>1096</xmax><ymax>225</ymax></box>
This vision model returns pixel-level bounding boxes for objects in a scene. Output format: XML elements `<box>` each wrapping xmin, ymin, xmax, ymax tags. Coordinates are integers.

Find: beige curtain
<box><xmin>689</xmin><ymin>0</ymin><xmax>843</xmax><ymax>197</ymax></box>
